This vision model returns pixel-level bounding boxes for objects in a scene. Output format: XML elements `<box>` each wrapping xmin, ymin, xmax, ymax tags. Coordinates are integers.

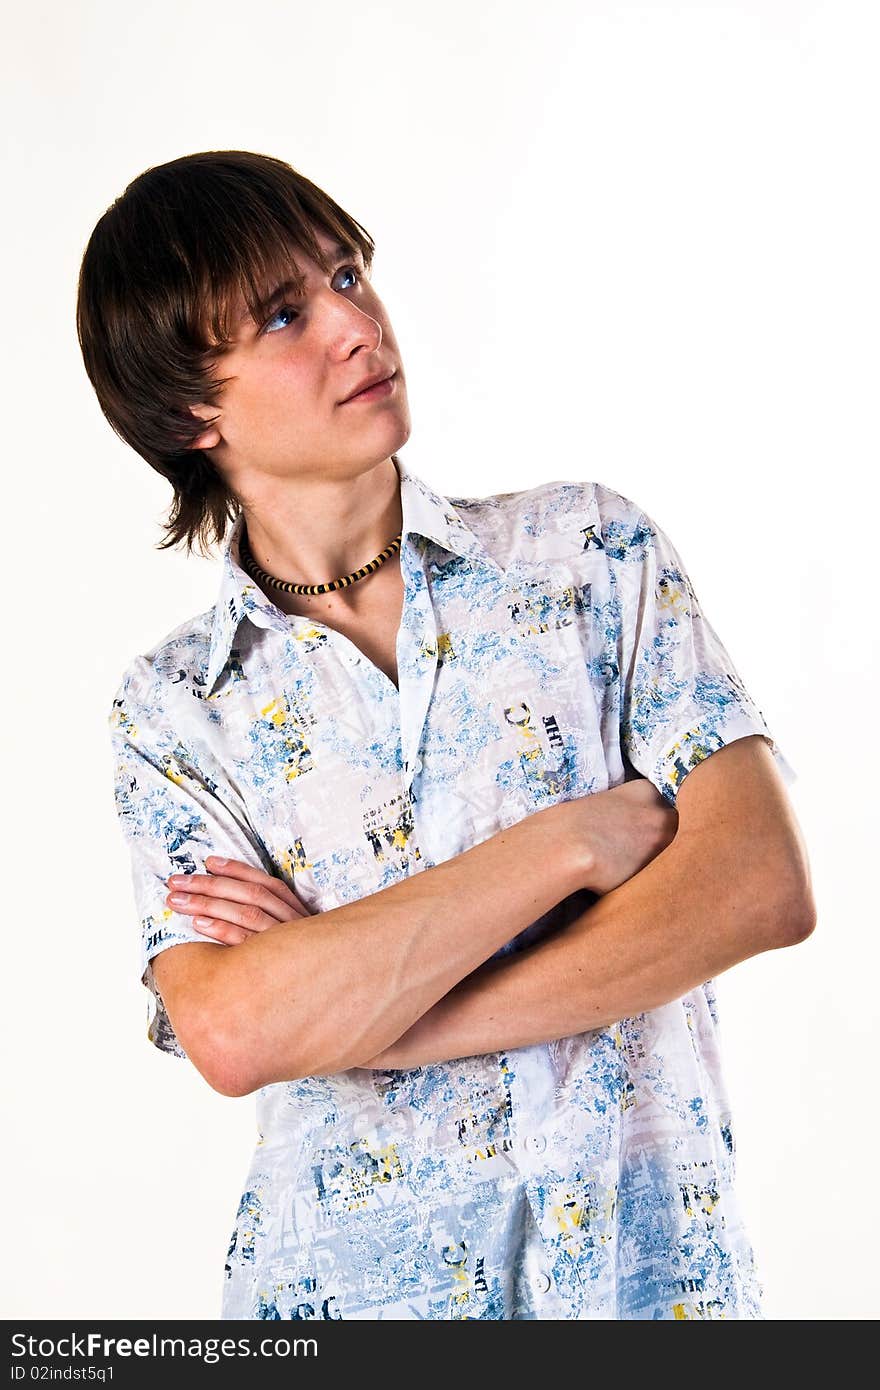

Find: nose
<box><xmin>323</xmin><ymin>290</ymin><xmax>382</xmax><ymax>359</ymax></box>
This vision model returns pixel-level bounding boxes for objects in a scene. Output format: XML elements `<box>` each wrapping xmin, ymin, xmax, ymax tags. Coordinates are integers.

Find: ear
<box><xmin>186</xmin><ymin>402</ymin><xmax>222</xmax><ymax>451</ymax></box>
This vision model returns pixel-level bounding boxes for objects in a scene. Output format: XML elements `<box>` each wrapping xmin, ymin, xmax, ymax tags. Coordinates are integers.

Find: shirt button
<box><xmin>413</xmin><ymin>757</ymin><xmax>423</xmax><ymax>773</ymax></box>
<box><xmin>525</xmin><ymin>1133</ymin><xmax>546</xmax><ymax>1153</ymax></box>
<box><xmin>533</xmin><ymin>1271</ymin><xmax>552</xmax><ymax>1294</ymax></box>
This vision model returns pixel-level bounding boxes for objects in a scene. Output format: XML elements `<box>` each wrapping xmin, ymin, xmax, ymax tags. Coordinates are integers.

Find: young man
<box><xmin>81</xmin><ymin>150</ymin><xmax>815</xmax><ymax>1321</ymax></box>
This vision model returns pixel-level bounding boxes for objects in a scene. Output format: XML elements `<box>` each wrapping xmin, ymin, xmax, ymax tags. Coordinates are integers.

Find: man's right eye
<box><xmin>263</xmin><ymin>304</ymin><xmax>299</xmax><ymax>335</ymax></box>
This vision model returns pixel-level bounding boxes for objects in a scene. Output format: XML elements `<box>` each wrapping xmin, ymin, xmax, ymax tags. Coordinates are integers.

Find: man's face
<box><xmin>190</xmin><ymin>227</ymin><xmax>411</xmax><ymax>494</ymax></box>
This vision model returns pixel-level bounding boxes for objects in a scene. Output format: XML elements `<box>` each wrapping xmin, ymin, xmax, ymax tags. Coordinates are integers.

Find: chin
<box><xmin>392</xmin><ymin>414</ymin><xmax>413</xmax><ymax>451</ymax></box>
<box><xmin>362</xmin><ymin>410</ymin><xmax>412</xmax><ymax>457</ymax></box>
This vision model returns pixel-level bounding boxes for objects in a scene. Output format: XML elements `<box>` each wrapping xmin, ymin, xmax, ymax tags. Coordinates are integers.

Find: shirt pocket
<box><xmin>506</xmin><ymin>559</ymin><xmax>613</xmax><ymax>807</ymax></box>
<box><xmin>238</xmin><ymin>680</ymin><xmax>415</xmax><ymax>912</ymax></box>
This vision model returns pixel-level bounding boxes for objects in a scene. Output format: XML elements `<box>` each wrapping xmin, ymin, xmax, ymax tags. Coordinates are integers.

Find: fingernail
<box><xmin>208</xmin><ymin>856</ymin><xmax>227</xmax><ymax>867</ymax></box>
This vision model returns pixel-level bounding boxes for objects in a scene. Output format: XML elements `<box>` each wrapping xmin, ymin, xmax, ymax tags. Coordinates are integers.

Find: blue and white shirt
<box><xmin>108</xmin><ymin>452</ymin><xmax>794</xmax><ymax>1320</ymax></box>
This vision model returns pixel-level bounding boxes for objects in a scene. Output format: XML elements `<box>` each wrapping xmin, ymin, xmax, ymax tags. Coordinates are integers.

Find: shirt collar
<box><xmin>203</xmin><ymin>452</ymin><xmax>499</xmax><ymax>695</ymax></box>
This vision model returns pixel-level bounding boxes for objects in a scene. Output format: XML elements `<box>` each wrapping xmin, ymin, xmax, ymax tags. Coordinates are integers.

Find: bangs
<box><xmin>109</xmin><ymin>150</ymin><xmax>376</xmax><ymax>358</ymax></box>
<box><xmin>191</xmin><ymin>204</ymin><xmax>374</xmax><ymax>355</ymax></box>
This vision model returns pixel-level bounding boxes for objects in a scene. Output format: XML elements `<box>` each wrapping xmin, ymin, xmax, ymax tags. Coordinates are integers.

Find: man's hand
<box><xmin>164</xmin><ymin>775</ymin><xmax>676</xmax><ymax>944</ymax></box>
<box><xmin>560</xmin><ymin>777</ymin><xmax>679</xmax><ymax>895</ymax></box>
<box><xmin>165</xmin><ymin>858</ymin><xmax>312</xmax><ymax>943</ymax></box>
<box><xmin>361</xmin><ymin>736</ymin><xmax>815</xmax><ymax>1072</ymax></box>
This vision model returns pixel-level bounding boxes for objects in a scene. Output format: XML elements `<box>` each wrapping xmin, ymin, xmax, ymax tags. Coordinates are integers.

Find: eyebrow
<box><xmin>237</xmin><ymin>242</ymin><xmax>361</xmax><ymax>326</ymax></box>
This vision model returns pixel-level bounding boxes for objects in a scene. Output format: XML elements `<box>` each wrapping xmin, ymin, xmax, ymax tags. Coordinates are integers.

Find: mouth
<box><xmin>339</xmin><ymin>370</ymin><xmax>398</xmax><ymax>405</ymax></box>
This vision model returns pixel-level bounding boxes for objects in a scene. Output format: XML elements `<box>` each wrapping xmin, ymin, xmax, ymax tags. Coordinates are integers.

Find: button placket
<box><xmin>398</xmin><ymin>545</ymin><xmax>440</xmax><ymax>790</ymax></box>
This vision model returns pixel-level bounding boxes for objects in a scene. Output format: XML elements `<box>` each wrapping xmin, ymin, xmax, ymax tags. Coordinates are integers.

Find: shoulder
<box><xmin>108</xmin><ymin>605</ymin><xmax>215</xmax><ymax>725</ymax></box>
<box><xmin>445</xmin><ymin>475</ymin><xmax>655</xmax><ymax>566</ymax></box>
<box><xmin>589</xmin><ymin>482</ymin><xmax>659</xmax><ymax>563</ymax></box>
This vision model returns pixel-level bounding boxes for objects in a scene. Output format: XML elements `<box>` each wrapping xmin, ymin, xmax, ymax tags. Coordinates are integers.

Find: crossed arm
<box><xmin>357</xmin><ymin>735</ymin><xmax>816</xmax><ymax>1071</ymax></box>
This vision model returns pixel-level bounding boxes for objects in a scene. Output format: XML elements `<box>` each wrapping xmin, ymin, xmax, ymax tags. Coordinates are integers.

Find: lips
<box><xmin>340</xmin><ymin>369</ymin><xmax>396</xmax><ymax>403</ymax></box>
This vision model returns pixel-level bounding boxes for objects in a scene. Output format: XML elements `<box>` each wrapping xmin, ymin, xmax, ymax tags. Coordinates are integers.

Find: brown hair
<box><xmin>76</xmin><ymin>150</ymin><xmax>376</xmax><ymax>557</ymax></box>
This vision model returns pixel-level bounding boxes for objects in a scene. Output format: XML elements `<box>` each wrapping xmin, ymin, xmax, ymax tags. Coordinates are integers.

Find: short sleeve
<box><xmin>605</xmin><ymin>491</ymin><xmax>797</xmax><ymax>806</ymax></box>
<box><xmin>108</xmin><ymin>658</ymin><xmax>274</xmax><ymax>1060</ymax></box>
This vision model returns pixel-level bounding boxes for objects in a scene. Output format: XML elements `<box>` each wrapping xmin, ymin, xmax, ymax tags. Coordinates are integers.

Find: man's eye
<box><xmin>261</xmin><ymin>304</ymin><xmax>298</xmax><ymax>333</ymax></box>
<box><xmin>261</xmin><ymin>265</ymin><xmax>363</xmax><ymax>335</ymax></box>
<box><xmin>263</xmin><ymin>304</ymin><xmax>299</xmax><ymax>334</ymax></box>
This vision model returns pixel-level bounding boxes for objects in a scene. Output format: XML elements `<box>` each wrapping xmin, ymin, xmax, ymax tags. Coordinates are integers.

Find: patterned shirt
<box><xmin>108</xmin><ymin>452</ymin><xmax>795</xmax><ymax>1320</ymax></box>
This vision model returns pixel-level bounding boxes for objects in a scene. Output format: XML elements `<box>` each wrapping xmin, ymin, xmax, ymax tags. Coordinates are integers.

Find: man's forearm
<box><xmin>359</xmin><ymin>815</ymin><xmax>808</xmax><ymax>1071</ymax></box>
<box><xmin>198</xmin><ymin>798</ymin><xmax>587</xmax><ymax>1092</ymax></box>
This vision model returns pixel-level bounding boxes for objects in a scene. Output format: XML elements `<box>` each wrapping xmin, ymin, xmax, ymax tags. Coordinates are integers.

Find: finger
<box><xmin>164</xmin><ymin>882</ymin><xmax>293</xmax><ymax>934</ymax></box>
<box><xmin>188</xmin><ymin>879</ymin><xmax>316</xmax><ymax>942</ymax></box>
<box><xmin>200</xmin><ymin>874</ymin><xmax>303</xmax><ymax>924</ymax></box>
<box><xmin>191</xmin><ymin>914</ymin><xmax>252</xmax><ymax>946</ymax></box>
<box><xmin>167</xmin><ymin>866</ymin><xmax>309</xmax><ymax>921</ymax></box>
<box><xmin>204</xmin><ymin>857</ymin><xmax>310</xmax><ymax>917</ymax></box>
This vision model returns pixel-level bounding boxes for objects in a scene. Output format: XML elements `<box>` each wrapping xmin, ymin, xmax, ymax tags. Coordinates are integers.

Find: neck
<box><xmin>239</xmin><ymin>454</ymin><xmax>403</xmax><ymax>596</ymax></box>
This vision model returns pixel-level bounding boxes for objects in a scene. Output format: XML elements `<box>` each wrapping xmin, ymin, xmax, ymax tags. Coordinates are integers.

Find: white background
<box><xmin>3</xmin><ymin>0</ymin><xmax>877</xmax><ymax>1321</ymax></box>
